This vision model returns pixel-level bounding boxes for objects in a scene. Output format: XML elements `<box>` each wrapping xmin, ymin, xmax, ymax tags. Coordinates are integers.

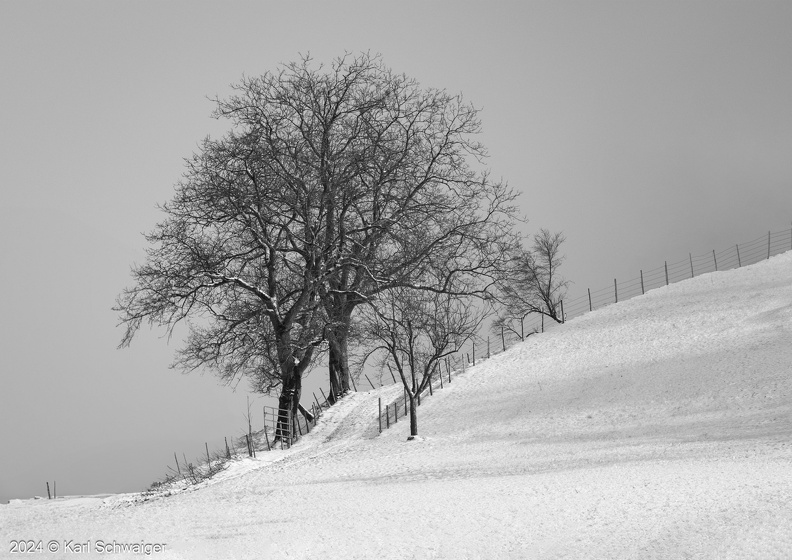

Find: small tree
<box><xmin>491</xmin><ymin>310</ymin><xmax>538</xmax><ymax>344</ymax></box>
<box><xmin>361</xmin><ymin>286</ymin><xmax>484</xmax><ymax>438</ymax></box>
<box><xmin>494</xmin><ymin>229</ymin><xmax>569</xmax><ymax>339</ymax></box>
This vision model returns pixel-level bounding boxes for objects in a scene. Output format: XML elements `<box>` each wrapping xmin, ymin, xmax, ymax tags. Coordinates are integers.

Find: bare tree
<box><xmin>361</xmin><ymin>284</ymin><xmax>485</xmax><ymax>438</ymax></box>
<box><xmin>493</xmin><ymin>229</ymin><xmax>569</xmax><ymax>340</ymax></box>
<box><xmin>215</xmin><ymin>53</ymin><xmax>518</xmax><ymax>401</ymax></box>
<box><xmin>116</xmin><ymin>52</ymin><xmax>518</xmax><ymax>430</ymax></box>
<box><xmin>115</xmin><ymin>127</ymin><xmax>325</xmax><ymax>440</ymax></box>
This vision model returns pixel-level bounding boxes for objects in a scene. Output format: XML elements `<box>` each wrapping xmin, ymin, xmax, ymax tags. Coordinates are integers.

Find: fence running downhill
<box><xmin>549</xmin><ymin>227</ymin><xmax>792</xmax><ymax>333</ymax></box>
<box><xmin>372</xmin><ymin>225</ymin><xmax>792</xmax><ymax>434</ymax></box>
<box><xmin>153</xmin><ymin>389</ymin><xmax>338</xmax><ymax>492</ymax></box>
<box><xmin>375</xmin><ymin>357</ymin><xmax>460</xmax><ymax>435</ymax></box>
<box><xmin>157</xmin><ymin>226</ymin><xmax>792</xmax><ymax>484</ymax></box>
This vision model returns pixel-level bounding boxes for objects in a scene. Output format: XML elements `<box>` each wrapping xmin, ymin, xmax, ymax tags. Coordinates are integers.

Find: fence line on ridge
<box><xmin>371</xmin><ymin>225</ymin><xmax>792</xmax><ymax>433</ymax></box>
<box><xmin>485</xmin><ymin>226</ymin><xmax>792</xmax><ymax>345</ymax></box>
<box><xmin>155</xmin><ymin>226</ymin><xmax>792</xmax><ymax>481</ymax></box>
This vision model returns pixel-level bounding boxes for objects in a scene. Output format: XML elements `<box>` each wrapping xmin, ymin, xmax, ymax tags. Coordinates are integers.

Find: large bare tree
<box><xmin>116</xmin><ymin>53</ymin><xmax>518</xmax><ymax>427</ymax></box>
<box><xmin>212</xmin><ymin>52</ymin><xmax>517</xmax><ymax>400</ymax></box>
<box><xmin>115</xmin><ymin>128</ymin><xmax>325</xmax><ymax>439</ymax></box>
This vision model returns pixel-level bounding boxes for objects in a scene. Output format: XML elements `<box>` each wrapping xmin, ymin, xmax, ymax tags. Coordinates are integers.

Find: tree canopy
<box><xmin>116</xmin><ymin>52</ymin><xmax>518</xmax><ymax>432</ymax></box>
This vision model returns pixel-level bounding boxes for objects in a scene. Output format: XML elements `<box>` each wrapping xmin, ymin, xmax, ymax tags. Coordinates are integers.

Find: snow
<box><xmin>3</xmin><ymin>253</ymin><xmax>791</xmax><ymax>559</ymax></box>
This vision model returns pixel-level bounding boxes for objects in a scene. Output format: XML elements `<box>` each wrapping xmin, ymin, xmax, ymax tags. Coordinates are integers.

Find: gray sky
<box><xmin>1</xmin><ymin>1</ymin><xmax>790</xmax><ymax>504</ymax></box>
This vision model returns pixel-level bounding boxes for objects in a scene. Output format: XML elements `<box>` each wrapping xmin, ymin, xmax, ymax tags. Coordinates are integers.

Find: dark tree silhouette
<box><xmin>116</xmin><ymin>52</ymin><xmax>518</xmax><ymax>428</ymax></box>
<box><xmin>210</xmin><ymin>52</ymin><xmax>517</xmax><ymax>400</ymax></box>
<box><xmin>115</xmin><ymin>123</ymin><xmax>326</xmax><ymax>439</ymax></box>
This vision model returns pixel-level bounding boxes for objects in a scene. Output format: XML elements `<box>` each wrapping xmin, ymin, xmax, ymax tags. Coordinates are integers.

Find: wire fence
<box><xmin>370</xmin><ymin>225</ymin><xmax>792</xmax><ymax>432</ymax></box>
<box><xmin>375</xmin><ymin>358</ymin><xmax>460</xmax><ymax>435</ymax></box>
<box><xmin>478</xmin><ymin>226</ymin><xmax>792</xmax><ymax>346</ymax></box>
<box><xmin>148</xmin><ymin>389</ymin><xmax>337</xmax><ymax>493</ymax></box>
<box><xmin>555</xmin><ymin>227</ymin><xmax>790</xmax><ymax>331</ymax></box>
<box><xmin>153</xmin><ymin>226</ymin><xmax>792</xmax><ymax>485</ymax></box>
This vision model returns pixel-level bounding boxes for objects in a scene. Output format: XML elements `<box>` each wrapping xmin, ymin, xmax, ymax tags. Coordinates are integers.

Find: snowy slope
<box><xmin>2</xmin><ymin>253</ymin><xmax>791</xmax><ymax>559</ymax></box>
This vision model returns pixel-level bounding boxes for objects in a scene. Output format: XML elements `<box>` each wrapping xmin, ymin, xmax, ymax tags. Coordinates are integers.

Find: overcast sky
<box><xmin>1</xmin><ymin>1</ymin><xmax>790</xmax><ymax>504</ymax></box>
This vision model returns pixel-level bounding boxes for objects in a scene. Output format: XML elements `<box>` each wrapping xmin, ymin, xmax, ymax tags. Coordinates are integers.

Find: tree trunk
<box><xmin>407</xmin><ymin>393</ymin><xmax>418</xmax><ymax>439</ymax></box>
<box><xmin>327</xmin><ymin>337</ymin><xmax>350</xmax><ymax>402</ymax></box>
<box><xmin>275</xmin><ymin>370</ymin><xmax>303</xmax><ymax>443</ymax></box>
<box><xmin>327</xmin><ymin>305</ymin><xmax>353</xmax><ymax>402</ymax></box>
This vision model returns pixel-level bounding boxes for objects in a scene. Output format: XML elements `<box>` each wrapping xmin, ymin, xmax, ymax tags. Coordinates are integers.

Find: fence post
<box><xmin>394</xmin><ymin>402</ymin><xmax>398</xmax><ymax>423</ymax></box>
<box><xmin>768</xmin><ymin>230</ymin><xmax>771</xmax><ymax>259</ymax></box>
<box><xmin>560</xmin><ymin>300</ymin><xmax>565</xmax><ymax>323</ymax></box>
<box><xmin>47</xmin><ymin>481</ymin><xmax>51</xmax><ymax>500</ymax></box>
<box><xmin>487</xmin><ymin>337</ymin><xmax>490</xmax><ymax>359</ymax></box>
<box><xmin>689</xmin><ymin>253</ymin><xmax>694</xmax><ymax>277</ymax></box>
<box><xmin>736</xmin><ymin>244</ymin><xmax>741</xmax><ymax>267</ymax></box>
<box><xmin>588</xmin><ymin>288</ymin><xmax>592</xmax><ymax>311</ymax></box>
<box><xmin>313</xmin><ymin>393</ymin><xmax>322</xmax><ymax>413</ymax></box>
<box><xmin>472</xmin><ymin>343</ymin><xmax>476</xmax><ymax>365</ymax></box>
<box><xmin>541</xmin><ymin>314</ymin><xmax>544</xmax><ymax>333</ymax></box>
<box><xmin>501</xmin><ymin>325</ymin><xmax>506</xmax><ymax>351</ymax></box>
<box><xmin>319</xmin><ymin>387</ymin><xmax>329</xmax><ymax>406</ymax></box>
<box><xmin>614</xmin><ymin>278</ymin><xmax>618</xmax><ymax>303</ymax></box>
<box><xmin>365</xmin><ymin>374</ymin><xmax>376</xmax><ymax>390</ymax></box>
<box><xmin>277</xmin><ymin>410</ymin><xmax>284</xmax><ymax>450</ymax></box>
<box><xmin>640</xmin><ymin>270</ymin><xmax>644</xmax><ymax>295</ymax></box>
<box><xmin>174</xmin><ymin>452</ymin><xmax>181</xmax><ymax>475</ymax></box>
<box><xmin>665</xmin><ymin>261</ymin><xmax>669</xmax><ymax>285</ymax></box>
<box><xmin>386</xmin><ymin>402</ymin><xmax>390</xmax><ymax>429</ymax></box>
<box><xmin>206</xmin><ymin>442</ymin><xmax>211</xmax><ymax>468</ymax></box>
<box><xmin>713</xmin><ymin>250</ymin><xmax>717</xmax><ymax>271</ymax></box>
<box><xmin>350</xmin><ymin>374</ymin><xmax>358</xmax><ymax>392</ymax></box>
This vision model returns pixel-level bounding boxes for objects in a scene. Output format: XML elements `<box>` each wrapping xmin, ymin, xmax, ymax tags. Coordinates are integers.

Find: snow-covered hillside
<box><xmin>3</xmin><ymin>253</ymin><xmax>791</xmax><ymax>559</ymax></box>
